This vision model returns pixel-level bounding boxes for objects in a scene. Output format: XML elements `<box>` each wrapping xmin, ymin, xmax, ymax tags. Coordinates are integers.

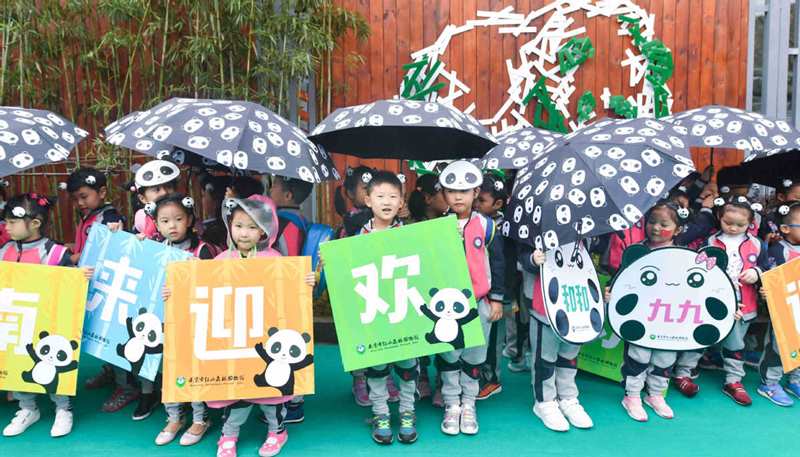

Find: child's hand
<box><xmin>304</xmin><ymin>272</ymin><xmax>316</xmax><ymax>287</ymax></box>
<box><xmin>701</xmin><ymin>193</ymin><xmax>715</xmax><ymax>209</ymax></box>
<box><xmin>318</xmin><ymin>251</ymin><xmax>325</xmax><ymax>270</ymax></box>
<box><xmin>532</xmin><ymin>249</ymin><xmax>546</xmax><ymax>266</ymax></box>
<box><xmin>82</xmin><ymin>267</ymin><xmax>94</xmax><ymax>281</ymax></box>
<box><xmin>70</xmin><ymin>252</ymin><xmax>81</xmax><ymax>265</ymax></box>
<box><xmin>759</xmin><ymin>287</ymin><xmax>769</xmax><ymax>300</ymax></box>
<box><xmin>135</xmin><ymin>233</ymin><xmax>147</xmax><ymax>241</ymax></box>
<box><xmin>107</xmin><ymin>222</ymin><xmax>123</xmax><ymax>232</ymax></box>
<box><xmin>488</xmin><ymin>300</ymin><xmax>503</xmax><ymax>322</ymax></box>
<box><xmin>739</xmin><ymin>268</ymin><xmax>758</xmax><ymax>285</ymax></box>
<box><xmin>603</xmin><ymin>286</ymin><xmax>611</xmax><ymax>303</ymax></box>
<box><xmin>734</xmin><ymin>303</ymin><xmax>744</xmax><ymax>321</ymax></box>
<box><xmin>162</xmin><ymin>286</ymin><xmax>172</xmax><ymax>302</ymax></box>
<box><xmin>397</xmin><ymin>205</ymin><xmax>410</xmax><ymax>219</ymax></box>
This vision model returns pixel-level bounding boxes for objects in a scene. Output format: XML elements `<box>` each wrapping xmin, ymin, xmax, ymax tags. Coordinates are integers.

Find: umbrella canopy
<box><xmin>663</xmin><ymin>105</ymin><xmax>800</xmax><ymax>151</ymax></box>
<box><xmin>104</xmin><ymin>98</ymin><xmax>338</xmax><ymax>183</ymax></box>
<box><xmin>740</xmin><ymin>148</ymin><xmax>800</xmax><ymax>189</ymax></box>
<box><xmin>479</xmin><ymin>127</ymin><xmax>562</xmax><ymax>170</ymax></box>
<box><xmin>308</xmin><ymin>99</ymin><xmax>497</xmax><ymax>160</ymax></box>
<box><xmin>0</xmin><ymin>107</ymin><xmax>88</xmax><ymax>178</ymax></box>
<box><xmin>502</xmin><ymin>117</ymin><xmax>695</xmax><ymax>250</ymax></box>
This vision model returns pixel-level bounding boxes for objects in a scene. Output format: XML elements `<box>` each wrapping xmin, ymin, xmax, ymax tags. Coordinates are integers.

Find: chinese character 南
<box><xmin>0</xmin><ymin>288</ymin><xmax>39</xmax><ymax>355</ymax></box>
<box><xmin>86</xmin><ymin>256</ymin><xmax>143</xmax><ymax>324</ymax></box>
<box><xmin>352</xmin><ymin>254</ymin><xmax>426</xmax><ymax>324</ymax></box>
<box><xmin>190</xmin><ymin>286</ymin><xmax>264</xmax><ymax>361</ymax></box>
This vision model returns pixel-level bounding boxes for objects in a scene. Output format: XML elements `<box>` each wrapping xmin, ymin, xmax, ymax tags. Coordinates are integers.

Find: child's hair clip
<box><xmin>493</xmin><ymin>180</ymin><xmax>505</xmax><ymax>191</ymax></box>
<box><xmin>720</xmin><ymin>185</ymin><xmax>731</xmax><ymax>194</ymax></box>
<box><xmin>346</xmin><ymin>167</ymin><xmax>354</xmax><ymax>177</ymax></box>
<box><xmin>85</xmin><ymin>175</ymin><xmax>97</xmax><ymax>186</ymax></box>
<box><xmin>751</xmin><ymin>202</ymin><xmax>763</xmax><ymax>212</ymax></box>
<box><xmin>223</xmin><ymin>198</ymin><xmax>238</xmax><ymax>210</ymax></box>
<box><xmin>182</xmin><ymin>196</ymin><xmax>195</xmax><ymax>209</ymax></box>
<box><xmin>433</xmin><ymin>182</ymin><xmax>443</xmax><ymax>192</ymax></box>
<box><xmin>779</xmin><ymin>204</ymin><xmax>792</xmax><ymax>216</ymax></box>
<box><xmin>736</xmin><ymin>195</ymin><xmax>748</xmax><ymax>204</ymax></box>
<box><xmin>713</xmin><ymin>197</ymin><xmax>726</xmax><ymax>207</ymax></box>
<box><xmin>361</xmin><ymin>172</ymin><xmax>373</xmax><ymax>184</ymax></box>
<box><xmin>11</xmin><ymin>206</ymin><xmax>26</xmax><ymax>218</ymax></box>
<box><xmin>677</xmin><ymin>207</ymin><xmax>690</xmax><ymax>219</ymax></box>
<box><xmin>129</xmin><ymin>185</ymin><xmax>137</xmax><ymax>192</ymax></box>
<box><xmin>397</xmin><ymin>173</ymin><xmax>406</xmax><ymax>184</ymax></box>
<box><xmin>784</xmin><ymin>178</ymin><xmax>794</xmax><ymax>188</ymax></box>
<box><xmin>58</xmin><ymin>182</ymin><xmax>68</xmax><ymax>191</ymax></box>
<box><xmin>144</xmin><ymin>202</ymin><xmax>156</xmax><ymax>216</ymax></box>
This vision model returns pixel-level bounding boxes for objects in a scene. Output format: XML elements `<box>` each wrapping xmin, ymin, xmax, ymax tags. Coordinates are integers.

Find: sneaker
<box><xmin>283</xmin><ymin>402</ymin><xmax>304</xmax><ymax>424</ymax></box>
<box><xmin>723</xmin><ymin>382</ymin><xmax>753</xmax><ymax>406</ymax></box>
<box><xmin>502</xmin><ymin>345</ymin><xmax>517</xmax><ymax>360</ymax></box>
<box><xmin>689</xmin><ymin>367</ymin><xmax>700</xmax><ymax>379</ymax></box>
<box><xmin>217</xmin><ymin>436</ymin><xmax>238</xmax><ymax>457</ymax></box>
<box><xmin>3</xmin><ymin>408</ymin><xmax>40</xmax><ymax>437</ymax></box>
<box><xmin>417</xmin><ymin>373</ymin><xmax>432</xmax><ymax>400</ymax></box>
<box><xmin>476</xmin><ymin>382</ymin><xmax>502</xmax><ymax>400</ymax></box>
<box><xmin>371</xmin><ymin>414</ymin><xmax>393</xmax><ymax>444</ymax></box>
<box><xmin>459</xmin><ymin>404</ymin><xmax>478</xmax><ymax>435</ymax></box>
<box><xmin>155</xmin><ymin>420</ymin><xmax>184</xmax><ymax>445</ymax></box>
<box><xmin>132</xmin><ymin>392</ymin><xmax>160</xmax><ymax>421</ymax></box>
<box><xmin>558</xmin><ymin>398</ymin><xmax>593</xmax><ymax>429</ymax></box>
<box><xmin>621</xmin><ymin>396</ymin><xmax>648</xmax><ymax>422</ymax></box>
<box><xmin>440</xmin><ymin>405</ymin><xmax>461</xmax><ymax>435</ymax></box>
<box><xmin>786</xmin><ymin>382</ymin><xmax>800</xmax><ymax>398</ymax></box>
<box><xmin>432</xmin><ymin>388</ymin><xmax>444</xmax><ymax>408</ymax></box>
<box><xmin>352</xmin><ymin>376</ymin><xmax>371</xmax><ymax>407</ymax></box>
<box><xmin>757</xmin><ymin>384</ymin><xmax>794</xmax><ymax>407</ymax></box>
<box><xmin>698</xmin><ymin>351</ymin><xmax>724</xmax><ymax>371</ymax></box>
<box><xmin>101</xmin><ymin>387</ymin><xmax>139</xmax><ymax>413</ymax></box>
<box><xmin>259</xmin><ymin>430</ymin><xmax>288</xmax><ymax>457</ymax></box>
<box><xmin>85</xmin><ymin>365</ymin><xmax>115</xmax><ymax>390</ymax></box>
<box><xmin>533</xmin><ymin>401</ymin><xmax>569</xmax><ymax>432</ymax></box>
<box><xmin>180</xmin><ymin>421</ymin><xmax>211</xmax><ymax>446</ymax></box>
<box><xmin>643</xmin><ymin>395</ymin><xmax>674</xmax><ymax>419</ymax></box>
<box><xmin>397</xmin><ymin>411</ymin><xmax>417</xmax><ymax>444</ymax></box>
<box><xmin>673</xmin><ymin>376</ymin><xmax>700</xmax><ymax>397</ymax></box>
<box><xmin>387</xmin><ymin>376</ymin><xmax>400</xmax><ymax>403</ymax></box>
<box><xmin>50</xmin><ymin>409</ymin><xmax>73</xmax><ymax>437</ymax></box>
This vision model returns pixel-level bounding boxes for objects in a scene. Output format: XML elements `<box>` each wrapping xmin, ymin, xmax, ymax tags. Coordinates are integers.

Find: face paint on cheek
<box><xmin>658</xmin><ymin>228</ymin><xmax>674</xmax><ymax>239</ymax></box>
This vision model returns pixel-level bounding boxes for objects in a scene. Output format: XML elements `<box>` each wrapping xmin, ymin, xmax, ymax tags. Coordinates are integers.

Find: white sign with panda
<box><xmin>540</xmin><ymin>242</ymin><xmax>605</xmax><ymax>344</ymax></box>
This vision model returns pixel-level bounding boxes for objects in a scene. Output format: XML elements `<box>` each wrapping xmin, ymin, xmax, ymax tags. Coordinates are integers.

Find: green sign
<box><xmin>577</xmin><ymin>275</ymin><xmax>623</xmax><ymax>382</ymax></box>
<box><xmin>321</xmin><ymin>216</ymin><xmax>485</xmax><ymax>372</ymax></box>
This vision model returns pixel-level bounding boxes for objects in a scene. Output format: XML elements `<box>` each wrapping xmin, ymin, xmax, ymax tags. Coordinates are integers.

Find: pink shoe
<box><xmin>432</xmin><ymin>387</ymin><xmax>444</xmax><ymax>408</ymax></box>
<box><xmin>258</xmin><ymin>430</ymin><xmax>288</xmax><ymax>457</ymax></box>
<box><xmin>387</xmin><ymin>375</ymin><xmax>400</xmax><ymax>403</ymax></box>
<box><xmin>644</xmin><ymin>395</ymin><xmax>674</xmax><ymax>419</ymax></box>
<box><xmin>621</xmin><ymin>396</ymin><xmax>648</xmax><ymax>422</ymax></box>
<box><xmin>352</xmin><ymin>376</ymin><xmax>371</xmax><ymax>407</ymax></box>
<box><xmin>217</xmin><ymin>436</ymin><xmax>238</xmax><ymax>457</ymax></box>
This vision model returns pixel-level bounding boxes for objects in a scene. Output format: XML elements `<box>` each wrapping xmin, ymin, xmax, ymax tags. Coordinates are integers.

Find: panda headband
<box><xmin>648</xmin><ymin>199</ymin><xmax>690</xmax><ymax>225</ymax></box>
<box><xmin>714</xmin><ymin>195</ymin><xmax>763</xmax><ymax>213</ymax></box>
<box><xmin>144</xmin><ymin>194</ymin><xmax>195</xmax><ymax>218</ymax></box>
<box><xmin>134</xmin><ymin>160</ymin><xmax>180</xmax><ymax>191</ymax></box>
<box><xmin>439</xmin><ymin>160</ymin><xmax>483</xmax><ymax>191</ymax></box>
<box><xmin>778</xmin><ymin>201</ymin><xmax>800</xmax><ymax>220</ymax></box>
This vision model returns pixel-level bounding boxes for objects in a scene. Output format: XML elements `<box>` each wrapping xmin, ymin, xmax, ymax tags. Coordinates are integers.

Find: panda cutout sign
<box><xmin>539</xmin><ymin>242</ymin><xmax>604</xmax><ymax>344</ymax></box>
<box><xmin>608</xmin><ymin>245</ymin><xmax>738</xmax><ymax>351</ymax></box>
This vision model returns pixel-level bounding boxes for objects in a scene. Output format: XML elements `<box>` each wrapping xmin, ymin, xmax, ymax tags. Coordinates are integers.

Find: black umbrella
<box><xmin>663</xmin><ymin>105</ymin><xmax>800</xmax><ymax>152</ymax></box>
<box><xmin>502</xmin><ymin>117</ymin><xmax>695</xmax><ymax>249</ymax></box>
<box><xmin>308</xmin><ymin>99</ymin><xmax>497</xmax><ymax>160</ymax></box>
<box><xmin>479</xmin><ymin>127</ymin><xmax>562</xmax><ymax>170</ymax></box>
<box><xmin>104</xmin><ymin>98</ymin><xmax>339</xmax><ymax>183</ymax></box>
<box><xmin>0</xmin><ymin>107</ymin><xmax>88</xmax><ymax>178</ymax></box>
<box><xmin>740</xmin><ymin>148</ymin><xmax>800</xmax><ymax>189</ymax></box>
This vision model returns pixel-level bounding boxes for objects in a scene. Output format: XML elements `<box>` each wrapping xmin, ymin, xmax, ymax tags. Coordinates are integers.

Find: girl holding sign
<box><xmin>1</xmin><ymin>193</ymin><xmax>75</xmax><ymax>438</ymax></box>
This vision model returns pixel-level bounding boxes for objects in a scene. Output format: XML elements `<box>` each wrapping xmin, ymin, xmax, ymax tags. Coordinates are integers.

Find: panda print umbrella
<box><xmin>104</xmin><ymin>98</ymin><xmax>339</xmax><ymax>183</ymax></box>
<box><xmin>307</xmin><ymin>99</ymin><xmax>497</xmax><ymax>160</ymax></box>
<box><xmin>479</xmin><ymin>127</ymin><xmax>562</xmax><ymax>170</ymax></box>
<box><xmin>502</xmin><ymin>117</ymin><xmax>695</xmax><ymax>250</ymax></box>
<box><xmin>0</xmin><ymin>107</ymin><xmax>88</xmax><ymax>178</ymax></box>
<box><xmin>662</xmin><ymin>105</ymin><xmax>800</xmax><ymax>152</ymax></box>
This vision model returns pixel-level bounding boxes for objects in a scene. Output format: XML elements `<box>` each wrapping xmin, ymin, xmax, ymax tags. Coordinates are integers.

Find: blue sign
<box><xmin>79</xmin><ymin>224</ymin><xmax>192</xmax><ymax>381</ymax></box>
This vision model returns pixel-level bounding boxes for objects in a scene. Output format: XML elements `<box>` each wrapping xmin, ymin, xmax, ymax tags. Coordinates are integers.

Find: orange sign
<box><xmin>162</xmin><ymin>257</ymin><xmax>314</xmax><ymax>403</ymax></box>
<box><xmin>762</xmin><ymin>257</ymin><xmax>800</xmax><ymax>373</ymax></box>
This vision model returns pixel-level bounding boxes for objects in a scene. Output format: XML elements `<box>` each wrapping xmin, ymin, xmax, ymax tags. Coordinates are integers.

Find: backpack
<box><xmin>277</xmin><ymin>210</ymin><xmax>335</xmax><ymax>299</ymax></box>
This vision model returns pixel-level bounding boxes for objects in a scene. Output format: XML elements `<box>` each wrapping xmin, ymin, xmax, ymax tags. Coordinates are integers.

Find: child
<box><xmin>436</xmin><ymin>161</ymin><xmax>505</xmax><ymax>435</ymax></box>
<box><xmin>198</xmin><ymin>173</ymin><xmax>229</xmax><ymax>250</ymax></box>
<box><xmin>1</xmin><ymin>193</ymin><xmax>75</xmax><ymax>437</ymax></box>
<box><xmin>146</xmin><ymin>193</ymin><xmax>214</xmax><ymax>445</ymax></box>
<box><xmin>519</xmin><ymin>241</ymin><xmax>593</xmax><ymax>431</ymax></box>
<box><xmin>65</xmin><ymin>168</ymin><xmax>124</xmax><ymax>264</ymax></box>
<box><xmin>225</xmin><ymin>175</ymin><xmax>265</xmax><ymax>200</ymax></box>
<box><xmin>673</xmin><ymin>196</ymin><xmax>768</xmax><ymax>406</ymax></box>
<box><xmin>758</xmin><ymin>201</ymin><xmax>800</xmax><ymax>406</ymax></box>
<box><xmin>0</xmin><ymin>181</ymin><xmax>9</xmax><ymax>246</ymax></box>
<box><xmin>211</xmin><ymin>194</ymin><xmax>314</xmax><ymax>457</ymax></box>
<box><xmin>617</xmin><ymin>201</ymin><xmax>688</xmax><ymax>421</ymax></box>
<box><xmin>132</xmin><ymin>160</ymin><xmax>181</xmax><ymax>239</ymax></box>
<box><xmin>270</xmin><ymin>176</ymin><xmax>312</xmax><ymax>257</ymax></box>
<box><xmin>407</xmin><ymin>173</ymin><xmax>448</xmax><ymax>223</ymax></box>
<box><xmin>352</xmin><ymin>171</ymin><xmax>418</xmax><ymax>445</ymax></box>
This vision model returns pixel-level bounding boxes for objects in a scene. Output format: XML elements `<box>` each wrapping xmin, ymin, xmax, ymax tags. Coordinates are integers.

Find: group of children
<box><xmin>2</xmin><ymin>156</ymin><xmax>800</xmax><ymax>455</ymax></box>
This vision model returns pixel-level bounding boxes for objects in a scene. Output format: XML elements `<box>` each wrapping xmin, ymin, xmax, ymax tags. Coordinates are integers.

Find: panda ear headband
<box><xmin>778</xmin><ymin>201</ymin><xmax>800</xmax><ymax>222</ymax></box>
<box><xmin>716</xmin><ymin>195</ymin><xmax>763</xmax><ymax>213</ymax></box>
<box><xmin>146</xmin><ymin>195</ymin><xmax>195</xmax><ymax>218</ymax></box>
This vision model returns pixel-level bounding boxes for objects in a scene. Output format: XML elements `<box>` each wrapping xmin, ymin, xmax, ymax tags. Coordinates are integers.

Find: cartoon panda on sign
<box><xmin>254</xmin><ymin>327</ymin><xmax>314</xmax><ymax>396</ymax></box>
<box><xmin>116</xmin><ymin>308</ymin><xmax>163</xmax><ymax>377</ymax></box>
<box><xmin>420</xmin><ymin>288</ymin><xmax>479</xmax><ymax>350</ymax></box>
<box><xmin>22</xmin><ymin>331</ymin><xmax>79</xmax><ymax>394</ymax></box>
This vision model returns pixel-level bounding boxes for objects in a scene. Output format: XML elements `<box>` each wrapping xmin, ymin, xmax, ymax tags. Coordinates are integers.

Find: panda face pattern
<box><xmin>571</xmin><ymin>170</ymin><xmax>586</xmax><ymax>186</ymax></box>
<box><xmin>567</xmin><ymin>188</ymin><xmax>587</xmax><ymax>206</ymax></box>
<box><xmin>540</xmin><ymin>242</ymin><xmax>604</xmax><ymax>343</ymax></box>
<box><xmin>233</xmin><ymin>151</ymin><xmax>248</xmax><ymax>170</ymax></box>
<box><xmin>541</xmin><ymin>162</ymin><xmax>558</xmax><ymax>178</ymax></box>
<box><xmin>513</xmin><ymin>206</ymin><xmax>524</xmax><ymax>223</ymax></box>
<box><xmin>704</xmin><ymin>135</ymin><xmax>723</xmax><ymax>146</ymax></box>
<box><xmin>578</xmin><ymin>216</ymin><xmax>595</xmax><ymax>234</ymax></box>
<box><xmin>183</xmin><ymin>118</ymin><xmax>203</xmax><ymax>133</ymax></box>
<box><xmin>265</xmin><ymin>329</ymin><xmax>309</xmax><ymax>364</ymax></box>
<box><xmin>619</xmin><ymin>176</ymin><xmax>640</xmax><ymax>195</ymax></box>
<box><xmin>21</xmin><ymin>129</ymin><xmax>41</xmax><ymax>145</ymax></box>
<box><xmin>220</xmin><ymin>126</ymin><xmax>241</xmax><ymax>141</ymax></box>
<box><xmin>187</xmin><ymin>135</ymin><xmax>210</xmax><ymax>149</ymax></box>
<box><xmin>152</xmin><ymin>125</ymin><xmax>173</xmax><ymax>141</ymax></box>
<box><xmin>622</xmin><ymin>204</ymin><xmax>643</xmax><ymax>223</ymax></box>
<box><xmin>532</xmin><ymin>205</ymin><xmax>542</xmax><ymax>224</ymax></box>
<box><xmin>707</xmin><ymin>118</ymin><xmax>725</xmax><ymax>129</ymax></box>
<box><xmin>597</xmin><ymin>164</ymin><xmax>617</xmax><ymax>178</ymax></box>
<box><xmin>11</xmin><ymin>152</ymin><xmax>34</xmax><ymax>169</ymax></box>
<box><xmin>543</xmin><ymin>230</ymin><xmax>559</xmax><ymax>249</ymax></box>
<box><xmin>549</xmin><ymin>184</ymin><xmax>565</xmax><ymax>201</ymax></box>
<box><xmin>691</xmin><ymin>124</ymin><xmax>707</xmax><ymax>136</ymax></box>
<box><xmin>673</xmin><ymin>163</ymin><xmax>693</xmax><ymax>178</ymax></box>
<box><xmin>534</xmin><ymin>180</ymin><xmax>549</xmax><ymax>196</ymax></box>
<box><xmin>608</xmin><ymin>213</ymin><xmax>629</xmax><ymax>231</ymax></box>
<box><xmin>641</xmin><ymin>149</ymin><xmax>662</xmax><ymax>167</ymax></box>
<box><xmin>561</xmin><ymin>158</ymin><xmax>576</xmax><ymax>173</ymax></box>
<box><xmin>267</xmin><ymin>156</ymin><xmax>287</xmax><ymax>171</ymax></box>
<box><xmin>209</xmin><ymin>117</ymin><xmax>226</xmax><ymax>130</ymax></box>
<box><xmin>132</xmin><ymin>312</ymin><xmax>163</xmax><ymax>348</ymax></box>
<box><xmin>645</xmin><ymin>177</ymin><xmax>666</xmax><ymax>197</ymax></box>
<box><xmin>620</xmin><ymin>159</ymin><xmax>642</xmax><ymax>173</ymax></box>
<box><xmin>403</xmin><ymin>115</ymin><xmax>422</xmax><ymax>124</ymax></box>
<box><xmin>34</xmin><ymin>334</ymin><xmax>76</xmax><ymax>369</ymax></box>
<box><xmin>217</xmin><ymin>150</ymin><xmax>233</xmax><ymax>166</ymax></box>
<box><xmin>608</xmin><ymin>246</ymin><xmax>737</xmax><ymax>350</ymax></box>
<box><xmin>590</xmin><ymin>188</ymin><xmax>606</xmax><ymax>207</ymax></box>
<box><xmin>298</xmin><ymin>166</ymin><xmax>315</xmax><ymax>183</ymax></box>
<box><xmin>556</xmin><ymin>205</ymin><xmax>571</xmax><ymax>225</ymax></box>
<box><xmin>583</xmin><ymin>145</ymin><xmax>602</xmax><ymax>159</ymax></box>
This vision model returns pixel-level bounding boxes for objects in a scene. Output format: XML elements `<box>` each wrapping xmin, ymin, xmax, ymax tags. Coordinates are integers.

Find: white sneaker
<box><xmin>440</xmin><ymin>405</ymin><xmax>461</xmax><ymax>435</ymax></box>
<box><xmin>533</xmin><ymin>401</ymin><xmax>569</xmax><ymax>432</ymax></box>
<box><xmin>459</xmin><ymin>404</ymin><xmax>478</xmax><ymax>435</ymax></box>
<box><xmin>558</xmin><ymin>398</ymin><xmax>593</xmax><ymax>429</ymax></box>
<box><xmin>50</xmin><ymin>409</ymin><xmax>73</xmax><ymax>437</ymax></box>
<box><xmin>3</xmin><ymin>408</ymin><xmax>40</xmax><ymax>437</ymax></box>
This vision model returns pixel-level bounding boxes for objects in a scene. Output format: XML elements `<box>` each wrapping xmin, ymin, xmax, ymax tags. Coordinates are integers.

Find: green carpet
<box><xmin>1</xmin><ymin>344</ymin><xmax>796</xmax><ymax>456</ymax></box>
